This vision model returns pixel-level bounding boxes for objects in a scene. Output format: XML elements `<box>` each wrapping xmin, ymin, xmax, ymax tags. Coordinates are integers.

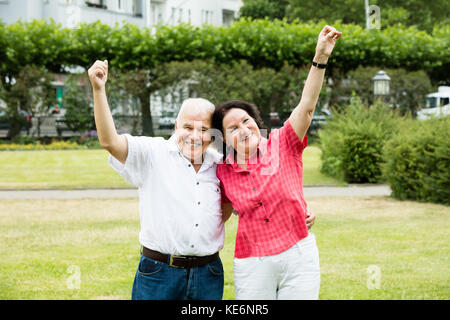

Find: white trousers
<box><xmin>233</xmin><ymin>233</ymin><xmax>320</xmax><ymax>300</ymax></box>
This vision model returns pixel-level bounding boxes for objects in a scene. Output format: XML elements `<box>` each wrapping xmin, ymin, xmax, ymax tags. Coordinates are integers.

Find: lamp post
<box><xmin>372</xmin><ymin>70</ymin><xmax>391</xmax><ymax>103</ymax></box>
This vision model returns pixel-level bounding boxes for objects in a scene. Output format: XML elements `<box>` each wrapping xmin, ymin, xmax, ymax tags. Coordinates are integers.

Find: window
<box><xmin>171</xmin><ymin>7</ymin><xmax>176</xmax><ymax>24</ymax></box>
<box><xmin>222</xmin><ymin>9</ymin><xmax>235</xmax><ymax>26</ymax></box>
<box><xmin>202</xmin><ymin>10</ymin><xmax>212</xmax><ymax>24</ymax></box>
<box><xmin>116</xmin><ymin>0</ymin><xmax>125</xmax><ymax>12</ymax></box>
<box><xmin>202</xmin><ymin>10</ymin><xmax>214</xmax><ymax>24</ymax></box>
<box><xmin>151</xmin><ymin>2</ymin><xmax>164</xmax><ymax>24</ymax></box>
<box><xmin>132</xmin><ymin>0</ymin><xmax>143</xmax><ymax>17</ymax></box>
<box><xmin>85</xmin><ymin>0</ymin><xmax>106</xmax><ymax>9</ymax></box>
<box><xmin>425</xmin><ymin>97</ymin><xmax>437</xmax><ymax>109</ymax></box>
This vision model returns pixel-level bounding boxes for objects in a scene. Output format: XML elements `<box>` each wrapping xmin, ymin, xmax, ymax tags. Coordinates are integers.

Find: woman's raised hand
<box><xmin>315</xmin><ymin>26</ymin><xmax>342</xmax><ymax>61</ymax></box>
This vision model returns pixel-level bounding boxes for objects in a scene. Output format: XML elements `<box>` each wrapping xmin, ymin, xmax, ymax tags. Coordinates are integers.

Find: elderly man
<box><xmin>88</xmin><ymin>59</ymin><xmax>315</xmax><ymax>300</ymax></box>
<box><xmin>89</xmin><ymin>59</ymin><xmax>231</xmax><ymax>300</ymax></box>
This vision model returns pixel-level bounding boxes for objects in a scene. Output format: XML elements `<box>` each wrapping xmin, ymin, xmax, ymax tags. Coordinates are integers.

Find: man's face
<box><xmin>175</xmin><ymin>110</ymin><xmax>212</xmax><ymax>164</ymax></box>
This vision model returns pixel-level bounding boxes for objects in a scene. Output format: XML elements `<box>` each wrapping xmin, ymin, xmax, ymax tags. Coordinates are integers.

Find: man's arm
<box><xmin>221</xmin><ymin>203</ymin><xmax>234</xmax><ymax>223</ymax></box>
<box><xmin>88</xmin><ymin>60</ymin><xmax>128</xmax><ymax>164</ymax></box>
<box><xmin>288</xmin><ymin>26</ymin><xmax>342</xmax><ymax>140</ymax></box>
<box><xmin>306</xmin><ymin>208</ymin><xmax>316</xmax><ymax>230</ymax></box>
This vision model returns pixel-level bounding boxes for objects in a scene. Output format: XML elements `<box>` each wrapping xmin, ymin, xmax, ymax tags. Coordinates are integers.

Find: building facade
<box><xmin>0</xmin><ymin>0</ymin><xmax>243</xmax><ymax>28</ymax></box>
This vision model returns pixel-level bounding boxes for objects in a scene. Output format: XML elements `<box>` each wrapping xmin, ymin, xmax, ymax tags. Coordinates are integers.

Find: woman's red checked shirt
<box><xmin>217</xmin><ymin>120</ymin><xmax>309</xmax><ymax>259</ymax></box>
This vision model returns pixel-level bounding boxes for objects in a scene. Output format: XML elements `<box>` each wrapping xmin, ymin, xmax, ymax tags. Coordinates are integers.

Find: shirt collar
<box><xmin>224</xmin><ymin>137</ymin><xmax>268</xmax><ymax>172</ymax></box>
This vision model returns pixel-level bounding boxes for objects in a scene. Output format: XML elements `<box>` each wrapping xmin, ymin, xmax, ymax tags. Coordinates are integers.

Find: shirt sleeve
<box><xmin>108</xmin><ymin>134</ymin><xmax>160</xmax><ymax>188</ymax></box>
<box><xmin>277</xmin><ymin>119</ymin><xmax>308</xmax><ymax>158</ymax></box>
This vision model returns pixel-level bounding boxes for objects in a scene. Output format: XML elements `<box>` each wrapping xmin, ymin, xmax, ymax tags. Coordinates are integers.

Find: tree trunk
<box><xmin>7</xmin><ymin>117</ymin><xmax>23</xmax><ymax>140</ymax></box>
<box><xmin>139</xmin><ymin>91</ymin><xmax>154</xmax><ymax>137</ymax></box>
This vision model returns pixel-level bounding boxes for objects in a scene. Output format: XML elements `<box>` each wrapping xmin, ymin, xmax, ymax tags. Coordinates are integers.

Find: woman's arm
<box><xmin>289</xmin><ymin>25</ymin><xmax>342</xmax><ymax>140</ymax></box>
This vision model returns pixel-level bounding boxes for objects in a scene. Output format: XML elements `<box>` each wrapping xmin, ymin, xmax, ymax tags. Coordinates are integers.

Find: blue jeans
<box><xmin>131</xmin><ymin>254</ymin><xmax>224</xmax><ymax>300</ymax></box>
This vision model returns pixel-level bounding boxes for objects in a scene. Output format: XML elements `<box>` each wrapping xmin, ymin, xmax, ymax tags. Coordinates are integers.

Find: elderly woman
<box><xmin>212</xmin><ymin>26</ymin><xmax>342</xmax><ymax>300</ymax></box>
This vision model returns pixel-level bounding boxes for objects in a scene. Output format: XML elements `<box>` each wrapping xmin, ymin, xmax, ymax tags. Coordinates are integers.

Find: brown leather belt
<box><xmin>142</xmin><ymin>246</ymin><xmax>219</xmax><ymax>269</ymax></box>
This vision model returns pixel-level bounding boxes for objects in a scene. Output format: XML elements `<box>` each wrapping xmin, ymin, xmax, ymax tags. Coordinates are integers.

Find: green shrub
<box><xmin>382</xmin><ymin>116</ymin><xmax>450</xmax><ymax>205</ymax></box>
<box><xmin>319</xmin><ymin>96</ymin><xmax>401</xmax><ymax>183</ymax></box>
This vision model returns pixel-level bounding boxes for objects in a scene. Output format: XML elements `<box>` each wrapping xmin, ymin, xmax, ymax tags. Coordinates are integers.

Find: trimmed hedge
<box><xmin>319</xmin><ymin>97</ymin><xmax>400</xmax><ymax>183</ymax></box>
<box><xmin>1</xmin><ymin>19</ymin><xmax>449</xmax><ymax>83</ymax></box>
<box><xmin>382</xmin><ymin>116</ymin><xmax>450</xmax><ymax>205</ymax></box>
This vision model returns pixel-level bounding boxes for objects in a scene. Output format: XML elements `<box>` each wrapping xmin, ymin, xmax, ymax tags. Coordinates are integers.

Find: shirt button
<box><xmin>195</xmin><ymin>224</ymin><xmax>199</xmax><ymax>227</ymax></box>
<box><xmin>191</xmin><ymin>245</ymin><xmax>194</xmax><ymax>248</ymax></box>
<box><xmin>258</xmin><ymin>202</ymin><xmax>262</xmax><ymax>206</ymax></box>
<box><xmin>196</xmin><ymin>182</ymin><xmax>199</xmax><ymax>185</ymax></box>
<box><xmin>253</xmin><ymin>187</ymin><xmax>256</xmax><ymax>191</ymax></box>
<box><xmin>198</xmin><ymin>202</ymin><xmax>201</xmax><ymax>205</ymax></box>
<box><xmin>264</xmin><ymin>218</ymin><xmax>269</xmax><ymax>222</ymax></box>
<box><xmin>188</xmin><ymin>164</ymin><xmax>191</xmax><ymax>167</ymax></box>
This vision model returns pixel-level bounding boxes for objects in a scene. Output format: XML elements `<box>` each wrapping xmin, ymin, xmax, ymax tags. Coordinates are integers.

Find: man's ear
<box><xmin>174</xmin><ymin>120</ymin><xmax>178</xmax><ymax>130</ymax></box>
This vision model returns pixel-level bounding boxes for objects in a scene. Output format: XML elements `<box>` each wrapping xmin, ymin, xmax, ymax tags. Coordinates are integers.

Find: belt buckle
<box><xmin>169</xmin><ymin>255</ymin><xmax>187</xmax><ymax>268</ymax></box>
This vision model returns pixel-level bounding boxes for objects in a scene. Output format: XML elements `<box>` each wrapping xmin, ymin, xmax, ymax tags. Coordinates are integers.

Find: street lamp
<box><xmin>372</xmin><ymin>70</ymin><xmax>391</xmax><ymax>97</ymax></box>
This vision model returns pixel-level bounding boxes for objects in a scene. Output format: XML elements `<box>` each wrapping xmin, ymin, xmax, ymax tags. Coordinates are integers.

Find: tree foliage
<box><xmin>0</xmin><ymin>65</ymin><xmax>55</xmax><ymax>138</ymax></box>
<box><xmin>239</xmin><ymin>0</ymin><xmax>289</xmax><ymax>20</ymax></box>
<box><xmin>157</xmin><ymin>59</ymin><xmax>311</xmax><ymax>126</ymax></box>
<box><xmin>332</xmin><ymin>66</ymin><xmax>433</xmax><ymax>116</ymax></box>
<box><xmin>240</xmin><ymin>0</ymin><xmax>450</xmax><ymax>33</ymax></box>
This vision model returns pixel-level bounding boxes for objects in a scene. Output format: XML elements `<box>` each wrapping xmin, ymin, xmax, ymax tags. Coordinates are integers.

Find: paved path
<box><xmin>0</xmin><ymin>185</ymin><xmax>391</xmax><ymax>200</ymax></box>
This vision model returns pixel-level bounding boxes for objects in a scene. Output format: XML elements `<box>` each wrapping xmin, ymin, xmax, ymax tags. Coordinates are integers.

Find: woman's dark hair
<box><xmin>211</xmin><ymin>100</ymin><xmax>266</xmax><ymax>159</ymax></box>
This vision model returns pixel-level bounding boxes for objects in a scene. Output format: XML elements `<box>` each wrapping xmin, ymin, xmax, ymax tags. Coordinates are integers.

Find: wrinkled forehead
<box><xmin>177</xmin><ymin>109</ymin><xmax>212</xmax><ymax>128</ymax></box>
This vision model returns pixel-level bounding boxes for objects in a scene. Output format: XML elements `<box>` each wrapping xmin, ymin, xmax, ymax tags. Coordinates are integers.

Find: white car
<box><xmin>158</xmin><ymin>116</ymin><xmax>176</xmax><ymax>129</ymax></box>
<box><xmin>417</xmin><ymin>86</ymin><xmax>450</xmax><ymax>120</ymax></box>
<box><xmin>417</xmin><ymin>104</ymin><xmax>450</xmax><ymax>120</ymax></box>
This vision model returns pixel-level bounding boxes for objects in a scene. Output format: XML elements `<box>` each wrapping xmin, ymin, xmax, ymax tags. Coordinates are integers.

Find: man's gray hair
<box><xmin>176</xmin><ymin>98</ymin><xmax>215</xmax><ymax>121</ymax></box>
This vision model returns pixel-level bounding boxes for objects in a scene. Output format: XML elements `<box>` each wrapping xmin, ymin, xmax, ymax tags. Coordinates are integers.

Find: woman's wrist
<box><xmin>313</xmin><ymin>54</ymin><xmax>329</xmax><ymax>65</ymax></box>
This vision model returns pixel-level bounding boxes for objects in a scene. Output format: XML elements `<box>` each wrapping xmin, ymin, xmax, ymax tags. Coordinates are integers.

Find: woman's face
<box><xmin>222</xmin><ymin>108</ymin><xmax>261</xmax><ymax>159</ymax></box>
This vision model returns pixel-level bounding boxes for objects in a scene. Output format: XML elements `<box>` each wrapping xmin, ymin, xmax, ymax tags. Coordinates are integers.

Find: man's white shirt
<box><xmin>109</xmin><ymin>134</ymin><xmax>224</xmax><ymax>256</ymax></box>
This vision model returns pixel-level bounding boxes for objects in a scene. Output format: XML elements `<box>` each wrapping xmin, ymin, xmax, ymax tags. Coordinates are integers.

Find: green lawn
<box><xmin>0</xmin><ymin>146</ymin><xmax>343</xmax><ymax>189</ymax></box>
<box><xmin>0</xmin><ymin>197</ymin><xmax>448</xmax><ymax>300</ymax></box>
